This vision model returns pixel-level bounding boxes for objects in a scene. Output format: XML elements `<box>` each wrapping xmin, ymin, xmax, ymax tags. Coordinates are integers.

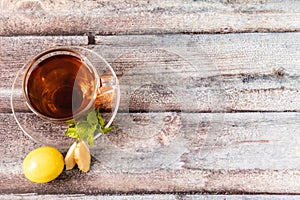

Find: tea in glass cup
<box><xmin>22</xmin><ymin>47</ymin><xmax>119</xmax><ymax>122</ymax></box>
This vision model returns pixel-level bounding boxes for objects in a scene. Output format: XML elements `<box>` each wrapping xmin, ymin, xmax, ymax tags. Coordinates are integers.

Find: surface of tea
<box><xmin>26</xmin><ymin>54</ymin><xmax>96</xmax><ymax>119</ymax></box>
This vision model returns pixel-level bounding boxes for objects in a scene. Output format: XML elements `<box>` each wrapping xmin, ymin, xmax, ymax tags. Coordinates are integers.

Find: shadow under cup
<box><xmin>22</xmin><ymin>48</ymin><xmax>118</xmax><ymax>122</ymax></box>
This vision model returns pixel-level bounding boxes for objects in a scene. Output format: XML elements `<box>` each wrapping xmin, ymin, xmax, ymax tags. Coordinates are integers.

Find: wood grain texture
<box><xmin>1</xmin><ymin>33</ymin><xmax>300</xmax><ymax>112</ymax></box>
<box><xmin>3</xmin><ymin>112</ymin><xmax>300</xmax><ymax>171</ymax></box>
<box><xmin>1</xmin><ymin>194</ymin><xmax>300</xmax><ymax>200</ymax></box>
<box><xmin>0</xmin><ymin>0</ymin><xmax>300</xmax><ymax>35</ymax></box>
<box><xmin>1</xmin><ymin>112</ymin><xmax>300</xmax><ymax>193</ymax></box>
<box><xmin>0</xmin><ymin>2</ymin><xmax>299</xmax><ymax>194</ymax></box>
<box><xmin>95</xmin><ymin>33</ymin><xmax>300</xmax><ymax>112</ymax></box>
<box><xmin>2</xmin><ymin>168</ymin><xmax>300</xmax><ymax>194</ymax></box>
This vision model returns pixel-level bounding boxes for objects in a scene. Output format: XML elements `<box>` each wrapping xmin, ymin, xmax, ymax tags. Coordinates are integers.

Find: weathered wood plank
<box><xmin>94</xmin><ymin>112</ymin><xmax>300</xmax><ymax>171</ymax></box>
<box><xmin>0</xmin><ymin>0</ymin><xmax>299</xmax><ymax>35</ymax></box>
<box><xmin>2</xmin><ymin>168</ymin><xmax>300</xmax><ymax>194</ymax></box>
<box><xmin>1</xmin><ymin>194</ymin><xmax>177</xmax><ymax>200</ymax></box>
<box><xmin>1</xmin><ymin>112</ymin><xmax>300</xmax><ymax>193</ymax></box>
<box><xmin>1</xmin><ymin>33</ymin><xmax>300</xmax><ymax>112</ymax></box>
<box><xmin>96</xmin><ymin>33</ymin><xmax>300</xmax><ymax>112</ymax></box>
<box><xmin>1</xmin><ymin>194</ymin><xmax>300</xmax><ymax>200</ymax></box>
<box><xmin>5</xmin><ymin>112</ymin><xmax>299</xmax><ymax>171</ymax></box>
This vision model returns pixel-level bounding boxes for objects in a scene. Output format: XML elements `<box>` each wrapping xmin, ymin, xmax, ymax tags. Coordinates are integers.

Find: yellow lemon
<box><xmin>23</xmin><ymin>146</ymin><xmax>64</xmax><ymax>183</ymax></box>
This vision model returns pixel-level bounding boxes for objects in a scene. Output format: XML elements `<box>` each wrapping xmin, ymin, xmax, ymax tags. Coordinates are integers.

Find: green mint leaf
<box><xmin>96</xmin><ymin>109</ymin><xmax>105</xmax><ymax>128</ymax></box>
<box><xmin>96</xmin><ymin>124</ymin><xmax>101</xmax><ymax>133</ymax></box>
<box><xmin>66</xmin><ymin>119</ymin><xmax>75</xmax><ymax>127</ymax></box>
<box><xmin>87</xmin><ymin>134</ymin><xmax>95</xmax><ymax>146</ymax></box>
<box><xmin>86</xmin><ymin>124</ymin><xmax>97</xmax><ymax>146</ymax></box>
<box><xmin>65</xmin><ymin>110</ymin><xmax>115</xmax><ymax>146</ymax></box>
<box><xmin>87</xmin><ymin>110</ymin><xmax>98</xmax><ymax>126</ymax></box>
<box><xmin>95</xmin><ymin>110</ymin><xmax>115</xmax><ymax>134</ymax></box>
<box><xmin>96</xmin><ymin>124</ymin><xmax>115</xmax><ymax>134</ymax></box>
<box><xmin>76</xmin><ymin>121</ymin><xmax>92</xmax><ymax>141</ymax></box>
<box><xmin>103</xmin><ymin>126</ymin><xmax>115</xmax><ymax>133</ymax></box>
<box><xmin>65</xmin><ymin>127</ymin><xmax>80</xmax><ymax>140</ymax></box>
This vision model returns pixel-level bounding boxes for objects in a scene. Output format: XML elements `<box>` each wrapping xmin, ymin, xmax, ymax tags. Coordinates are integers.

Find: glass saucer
<box><xmin>11</xmin><ymin>47</ymin><xmax>120</xmax><ymax>151</ymax></box>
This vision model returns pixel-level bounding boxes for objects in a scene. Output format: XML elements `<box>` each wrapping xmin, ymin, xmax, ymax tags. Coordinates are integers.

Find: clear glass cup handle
<box><xmin>99</xmin><ymin>75</ymin><xmax>117</xmax><ymax>94</ymax></box>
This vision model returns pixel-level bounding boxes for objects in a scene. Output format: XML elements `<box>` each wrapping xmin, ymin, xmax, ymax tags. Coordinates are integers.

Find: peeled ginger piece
<box><xmin>74</xmin><ymin>141</ymin><xmax>91</xmax><ymax>172</ymax></box>
<box><xmin>65</xmin><ymin>141</ymin><xmax>91</xmax><ymax>172</ymax></box>
<box><xmin>65</xmin><ymin>142</ymin><xmax>77</xmax><ymax>170</ymax></box>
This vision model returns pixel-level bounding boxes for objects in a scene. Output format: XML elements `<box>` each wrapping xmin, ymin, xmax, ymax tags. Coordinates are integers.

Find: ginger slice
<box><xmin>65</xmin><ymin>141</ymin><xmax>77</xmax><ymax>170</ymax></box>
<box><xmin>74</xmin><ymin>141</ymin><xmax>91</xmax><ymax>172</ymax></box>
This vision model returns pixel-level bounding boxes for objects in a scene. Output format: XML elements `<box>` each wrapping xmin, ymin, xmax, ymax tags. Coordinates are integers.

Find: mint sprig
<box><xmin>65</xmin><ymin>110</ymin><xmax>115</xmax><ymax>146</ymax></box>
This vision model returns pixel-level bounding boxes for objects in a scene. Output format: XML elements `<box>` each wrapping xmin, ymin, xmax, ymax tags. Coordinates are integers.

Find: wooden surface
<box><xmin>1</xmin><ymin>0</ymin><xmax>300</xmax><ymax>199</ymax></box>
<box><xmin>2</xmin><ymin>194</ymin><xmax>300</xmax><ymax>200</ymax></box>
<box><xmin>1</xmin><ymin>0</ymin><xmax>300</xmax><ymax>35</ymax></box>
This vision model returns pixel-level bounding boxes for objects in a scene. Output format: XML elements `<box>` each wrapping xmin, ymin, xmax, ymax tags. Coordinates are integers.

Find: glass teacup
<box><xmin>12</xmin><ymin>47</ymin><xmax>120</xmax><ymax>147</ymax></box>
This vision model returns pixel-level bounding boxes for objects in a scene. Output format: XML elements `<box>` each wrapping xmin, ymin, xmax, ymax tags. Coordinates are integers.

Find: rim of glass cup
<box><xmin>22</xmin><ymin>46</ymin><xmax>120</xmax><ymax>127</ymax></box>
